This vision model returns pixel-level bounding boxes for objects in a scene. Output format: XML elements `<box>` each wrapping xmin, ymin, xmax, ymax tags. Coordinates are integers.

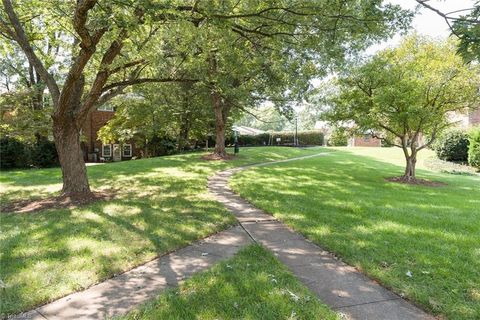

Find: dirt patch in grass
<box><xmin>0</xmin><ymin>190</ymin><xmax>116</xmax><ymax>214</ymax></box>
<box><xmin>385</xmin><ymin>176</ymin><xmax>447</xmax><ymax>187</ymax></box>
<box><xmin>201</xmin><ymin>153</ymin><xmax>236</xmax><ymax>161</ymax></box>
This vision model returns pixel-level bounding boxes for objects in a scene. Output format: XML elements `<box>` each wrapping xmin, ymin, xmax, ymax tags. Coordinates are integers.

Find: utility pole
<box><xmin>234</xmin><ymin>130</ymin><xmax>239</xmax><ymax>154</ymax></box>
<box><xmin>294</xmin><ymin>115</ymin><xmax>298</xmax><ymax>147</ymax></box>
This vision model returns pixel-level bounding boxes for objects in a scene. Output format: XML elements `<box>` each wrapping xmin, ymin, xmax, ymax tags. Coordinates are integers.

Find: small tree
<box><xmin>325</xmin><ymin>35</ymin><xmax>479</xmax><ymax>181</ymax></box>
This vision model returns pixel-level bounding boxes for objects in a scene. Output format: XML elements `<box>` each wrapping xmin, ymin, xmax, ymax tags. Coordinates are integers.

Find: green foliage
<box><xmin>434</xmin><ymin>129</ymin><xmax>469</xmax><ymax>162</ymax></box>
<box><xmin>468</xmin><ymin>126</ymin><xmax>480</xmax><ymax>168</ymax></box>
<box><xmin>30</xmin><ymin>137</ymin><xmax>59</xmax><ymax>168</ymax></box>
<box><xmin>98</xmin><ymin>84</ymin><xmax>215</xmax><ymax>153</ymax></box>
<box><xmin>326</xmin><ymin>35</ymin><xmax>479</xmax><ymax>145</ymax></box>
<box><xmin>0</xmin><ymin>136</ymin><xmax>58</xmax><ymax>170</ymax></box>
<box><xmin>228</xmin><ymin>131</ymin><xmax>324</xmax><ymax>146</ymax></box>
<box><xmin>452</xmin><ymin>3</ymin><xmax>480</xmax><ymax>63</ymax></box>
<box><xmin>0</xmin><ymin>90</ymin><xmax>52</xmax><ymax>143</ymax></box>
<box><xmin>323</xmin><ymin>35</ymin><xmax>479</xmax><ymax>177</ymax></box>
<box><xmin>275</xmin><ymin>131</ymin><xmax>323</xmax><ymax>146</ymax></box>
<box><xmin>146</xmin><ymin>135</ymin><xmax>177</xmax><ymax>157</ymax></box>
<box><xmin>328</xmin><ymin>127</ymin><xmax>348</xmax><ymax>146</ymax></box>
<box><xmin>0</xmin><ymin>137</ymin><xmax>30</xmax><ymax>169</ymax></box>
<box><xmin>227</xmin><ymin>133</ymin><xmax>270</xmax><ymax>146</ymax></box>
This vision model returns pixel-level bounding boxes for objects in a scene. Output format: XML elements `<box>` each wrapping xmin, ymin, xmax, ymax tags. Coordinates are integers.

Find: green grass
<box><xmin>120</xmin><ymin>245</ymin><xmax>339</xmax><ymax>320</ymax></box>
<box><xmin>0</xmin><ymin>147</ymin><xmax>324</xmax><ymax>316</ymax></box>
<box><xmin>231</xmin><ymin>147</ymin><xmax>480</xmax><ymax>320</ymax></box>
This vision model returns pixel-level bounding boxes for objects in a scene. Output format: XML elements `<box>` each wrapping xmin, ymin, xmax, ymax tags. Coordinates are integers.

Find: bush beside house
<box><xmin>0</xmin><ymin>137</ymin><xmax>58</xmax><ymax>170</ymax></box>
<box><xmin>434</xmin><ymin>129</ymin><xmax>469</xmax><ymax>162</ymax></box>
<box><xmin>0</xmin><ymin>137</ymin><xmax>30</xmax><ymax>169</ymax></box>
<box><xmin>468</xmin><ymin>126</ymin><xmax>480</xmax><ymax>169</ymax></box>
<box><xmin>328</xmin><ymin>127</ymin><xmax>348</xmax><ymax>146</ymax></box>
<box><xmin>227</xmin><ymin>130</ymin><xmax>324</xmax><ymax>146</ymax></box>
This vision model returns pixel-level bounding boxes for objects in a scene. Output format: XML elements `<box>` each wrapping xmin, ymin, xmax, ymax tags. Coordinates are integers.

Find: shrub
<box><xmin>434</xmin><ymin>129</ymin><xmax>469</xmax><ymax>162</ymax></box>
<box><xmin>467</xmin><ymin>126</ymin><xmax>480</xmax><ymax>169</ymax></box>
<box><xmin>147</xmin><ymin>135</ymin><xmax>176</xmax><ymax>156</ymax></box>
<box><xmin>0</xmin><ymin>137</ymin><xmax>31</xmax><ymax>169</ymax></box>
<box><xmin>227</xmin><ymin>130</ymin><xmax>324</xmax><ymax>146</ymax></box>
<box><xmin>328</xmin><ymin>127</ymin><xmax>348</xmax><ymax>146</ymax></box>
<box><xmin>31</xmin><ymin>137</ymin><xmax>59</xmax><ymax>168</ymax></box>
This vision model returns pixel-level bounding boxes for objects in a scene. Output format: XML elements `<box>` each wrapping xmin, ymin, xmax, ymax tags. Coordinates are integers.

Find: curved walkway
<box><xmin>12</xmin><ymin>153</ymin><xmax>433</xmax><ymax>320</ymax></box>
<box><xmin>208</xmin><ymin>153</ymin><xmax>433</xmax><ymax>320</ymax></box>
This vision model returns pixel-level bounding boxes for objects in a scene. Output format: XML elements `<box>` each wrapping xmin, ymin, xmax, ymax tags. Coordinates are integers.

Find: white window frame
<box><xmin>102</xmin><ymin>144</ymin><xmax>112</xmax><ymax>157</ymax></box>
<box><xmin>97</xmin><ymin>104</ymin><xmax>114</xmax><ymax>112</ymax></box>
<box><xmin>123</xmin><ymin>144</ymin><xmax>132</xmax><ymax>157</ymax></box>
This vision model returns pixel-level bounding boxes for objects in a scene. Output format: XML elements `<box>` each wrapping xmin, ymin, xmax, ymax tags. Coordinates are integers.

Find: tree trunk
<box><xmin>177</xmin><ymin>112</ymin><xmax>191</xmax><ymax>152</ymax></box>
<box><xmin>213</xmin><ymin>102</ymin><xmax>228</xmax><ymax>158</ymax></box>
<box><xmin>403</xmin><ymin>150</ymin><xmax>417</xmax><ymax>181</ymax></box>
<box><xmin>53</xmin><ymin>116</ymin><xmax>92</xmax><ymax>197</ymax></box>
<box><xmin>208</xmin><ymin>51</ymin><xmax>229</xmax><ymax>159</ymax></box>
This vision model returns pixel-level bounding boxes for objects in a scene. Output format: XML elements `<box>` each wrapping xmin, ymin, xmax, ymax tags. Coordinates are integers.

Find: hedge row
<box><xmin>0</xmin><ymin>137</ymin><xmax>59</xmax><ymax>170</ymax></box>
<box><xmin>226</xmin><ymin>130</ymin><xmax>324</xmax><ymax>146</ymax></box>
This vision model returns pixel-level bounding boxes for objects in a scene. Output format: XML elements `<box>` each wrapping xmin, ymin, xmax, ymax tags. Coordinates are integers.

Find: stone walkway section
<box><xmin>11</xmin><ymin>226</ymin><xmax>252</xmax><ymax>320</ymax></box>
<box><xmin>207</xmin><ymin>153</ymin><xmax>434</xmax><ymax>320</ymax></box>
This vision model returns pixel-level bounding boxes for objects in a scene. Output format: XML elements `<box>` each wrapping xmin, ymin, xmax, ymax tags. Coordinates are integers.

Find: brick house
<box><xmin>348</xmin><ymin>134</ymin><xmax>382</xmax><ymax>147</ymax></box>
<box><xmin>81</xmin><ymin>105</ymin><xmax>139</xmax><ymax>162</ymax></box>
<box><xmin>347</xmin><ymin>108</ymin><xmax>480</xmax><ymax>148</ymax></box>
<box><xmin>468</xmin><ymin>107</ymin><xmax>480</xmax><ymax>126</ymax></box>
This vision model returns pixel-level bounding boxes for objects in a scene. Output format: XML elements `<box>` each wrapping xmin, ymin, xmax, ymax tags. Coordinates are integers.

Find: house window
<box><xmin>123</xmin><ymin>144</ymin><xmax>132</xmax><ymax>157</ymax></box>
<box><xmin>102</xmin><ymin>144</ymin><xmax>112</xmax><ymax>157</ymax></box>
<box><xmin>97</xmin><ymin>104</ymin><xmax>115</xmax><ymax>112</ymax></box>
<box><xmin>364</xmin><ymin>134</ymin><xmax>370</xmax><ymax>142</ymax></box>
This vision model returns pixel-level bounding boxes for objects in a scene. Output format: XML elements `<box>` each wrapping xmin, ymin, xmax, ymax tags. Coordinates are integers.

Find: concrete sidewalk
<box><xmin>11</xmin><ymin>226</ymin><xmax>252</xmax><ymax>320</ymax></box>
<box><xmin>207</xmin><ymin>154</ymin><xmax>433</xmax><ymax>320</ymax></box>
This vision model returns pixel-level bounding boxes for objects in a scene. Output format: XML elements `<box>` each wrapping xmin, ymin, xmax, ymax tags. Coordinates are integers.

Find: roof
<box><xmin>232</xmin><ymin>126</ymin><xmax>265</xmax><ymax>136</ymax></box>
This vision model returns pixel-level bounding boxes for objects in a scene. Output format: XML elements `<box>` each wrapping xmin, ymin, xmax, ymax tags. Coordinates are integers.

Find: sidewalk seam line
<box><xmin>334</xmin><ymin>297</ymin><xmax>402</xmax><ymax>310</ymax></box>
<box><xmin>36</xmin><ymin>309</ymin><xmax>48</xmax><ymax>320</ymax></box>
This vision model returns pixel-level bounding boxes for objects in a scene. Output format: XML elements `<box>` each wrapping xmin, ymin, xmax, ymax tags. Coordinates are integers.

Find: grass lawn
<box><xmin>230</xmin><ymin>147</ymin><xmax>480</xmax><ymax>320</ymax></box>
<box><xmin>0</xmin><ymin>147</ymin><xmax>324</xmax><ymax>316</ymax></box>
<box><xmin>120</xmin><ymin>245</ymin><xmax>339</xmax><ymax>320</ymax></box>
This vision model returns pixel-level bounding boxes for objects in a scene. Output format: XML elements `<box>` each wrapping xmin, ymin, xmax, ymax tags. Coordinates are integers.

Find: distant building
<box><xmin>81</xmin><ymin>105</ymin><xmax>139</xmax><ymax>162</ymax></box>
<box><xmin>468</xmin><ymin>108</ymin><xmax>480</xmax><ymax>127</ymax></box>
<box><xmin>232</xmin><ymin>125</ymin><xmax>265</xmax><ymax>136</ymax></box>
<box><xmin>449</xmin><ymin>107</ymin><xmax>480</xmax><ymax>129</ymax></box>
<box><xmin>348</xmin><ymin>134</ymin><xmax>382</xmax><ymax>147</ymax></box>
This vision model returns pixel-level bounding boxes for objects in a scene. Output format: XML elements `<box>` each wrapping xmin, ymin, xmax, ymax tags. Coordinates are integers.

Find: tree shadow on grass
<box><xmin>0</xmin><ymin>192</ymin><xmax>234</xmax><ymax>316</ymax></box>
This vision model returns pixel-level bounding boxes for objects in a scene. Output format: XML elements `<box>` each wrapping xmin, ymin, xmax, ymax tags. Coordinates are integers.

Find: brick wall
<box><xmin>349</xmin><ymin>136</ymin><xmax>382</xmax><ymax>147</ymax></box>
<box><xmin>82</xmin><ymin>110</ymin><xmax>139</xmax><ymax>161</ymax></box>
<box><xmin>82</xmin><ymin>110</ymin><xmax>115</xmax><ymax>155</ymax></box>
<box><xmin>469</xmin><ymin>108</ymin><xmax>480</xmax><ymax>126</ymax></box>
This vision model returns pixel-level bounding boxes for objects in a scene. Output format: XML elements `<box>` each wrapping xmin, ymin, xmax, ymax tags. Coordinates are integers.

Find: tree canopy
<box><xmin>1</xmin><ymin>0</ymin><xmax>412</xmax><ymax>196</ymax></box>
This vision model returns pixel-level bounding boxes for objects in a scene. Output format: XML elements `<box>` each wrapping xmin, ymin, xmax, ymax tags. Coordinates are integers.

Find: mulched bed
<box><xmin>201</xmin><ymin>153</ymin><xmax>236</xmax><ymax>161</ymax></box>
<box><xmin>1</xmin><ymin>190</ymin><xmax>116</xmax><ymax>214</ymax></box>
<box><xmin>385</xmin><ymin>176</ymin><xmax>447</xmax><ymax>187</ymax></box>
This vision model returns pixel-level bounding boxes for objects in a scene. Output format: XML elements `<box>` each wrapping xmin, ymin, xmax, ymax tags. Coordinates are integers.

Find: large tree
<box><xmin>187</xmin><ymin>0</ymin><xmax>412</xmax><ymax>158</ymax></box>
<box><xmin>0</xmin><ymin>0</ymin><xmax>196</xmax><ymax>197</ymax></box>
<box><xmin>325</xmin><ymin>35</ymin><xmax>479</xmax><ymax>181</ymax></box>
